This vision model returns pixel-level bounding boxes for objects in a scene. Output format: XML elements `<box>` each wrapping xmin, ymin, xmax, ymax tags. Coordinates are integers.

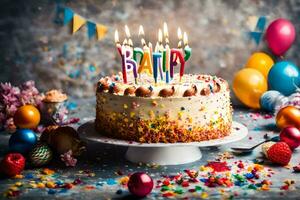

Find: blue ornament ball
<box><xmin>268</xmin><ymin>61</ymin><xmax>300</xmax><ymax>96</ymax></box>
<box><xmin>9</xmin><ymin>129</ymin><xmax>37</xmax><ymax>155</ymax></box>
<box><xmin>260</xmin><ymin>90</ymin><xmax>288</xmax><ymax>112</ymax></box>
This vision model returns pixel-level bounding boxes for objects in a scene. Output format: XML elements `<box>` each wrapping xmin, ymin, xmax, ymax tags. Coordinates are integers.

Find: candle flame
<box><xmin>138</xmin><ymin>25</ymin><xmax>145</xmax><ymax>36</ymax></box>
<box><xmin>183</xmin><ymin>32</ymin><xmax>188</xmax><ymax>46</ymax></box>
<box><xmin>155</xmin><ymin>42</ymin><xmax>159</xmax><ymax>52</ymax></box>
<box><xmin>163</xmin><ymin>22</ymin><xmax>169</xmax><ymax>38</ymax></box>
<box><xmin>123</xmin><ymin>38</ymin><xmax>128</xmax><ymax>46</ymax></box>
<box><xmin>114</xmin><ymin>30</ymin><xmax>119</xmax><ymax>44</ymax></box>
<box><xmin>177</xmin><ymin>27</ymin><xmax>182</xmax><ymax>40</ymax></box>
<box><xmin>158</xmin><ymin>29</ymin><xmax>163</xmax><ymax>44</ymax></box>
<box><xmin>141</xmin><ymin>38</ymin><xmax>146</xmax><ymax>46</ymax></box>
<box><xmin>124</xmin><ymin>25</ymin><xmax>131</xmax><ymax>38</ymax></box>
<box><xmin>178</xmin><ymin>41</ymin><xmax>182</xmax><ymax>48</ymax></box>
<box><xmin>128</xmin><ymin>39</ymin><xmax>133</xmax><ymax>47</ymax></box>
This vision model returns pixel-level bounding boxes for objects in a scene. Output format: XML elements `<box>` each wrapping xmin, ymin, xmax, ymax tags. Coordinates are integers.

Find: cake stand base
<box><xmin>125</xmin><ymin>146</ymin><xmax>202</xmax><ymax>165</ymax></box>
<box><xmin>78</xmin><ymin>120</ymin><xmax>248</xmax><ymax>166</ymax></box>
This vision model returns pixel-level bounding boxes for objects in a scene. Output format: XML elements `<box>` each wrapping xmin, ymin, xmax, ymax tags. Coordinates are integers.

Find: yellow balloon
<box><xmin>233</xmin><ymin>68</ymin><xmax>268</xmax><ymax>109</ymax></box>
<box><xmin>245</xmin><ymin>52</ymin><xmax>274</xmax><ymax>78</ymax></box>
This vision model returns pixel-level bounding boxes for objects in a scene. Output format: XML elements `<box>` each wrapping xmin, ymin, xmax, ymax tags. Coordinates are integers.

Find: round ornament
<box><xmin>260</xmin><ymin>90</ymin><xmax>288</xmax><ymax>112</ymax></box>
<box><xmin>128</xmin><ymin>172</ymin><xmax>154</xmax><ymax>197</ymax></box>
<box><xmin>29</xmin><ymin>143</ymin><xmax>53</xmax><ymax>167</ymax></box>
<box><xmin>0</xmin><ymin>153</ymin><xmax>25</xmax><ymax>177</ymax></box>
<box><xmin>9</xmin><ymin>129</ymin><xmax>37</xmax><ymax>155</ymax></box>
<box><xmin>233</xmin><ymin>68</ymin><xmax>267</xmax><ymax>109</ymax></box>
<box><xmin>14</xmin><ymin>105</ymin><xmax>41</xmax><ymax>129</ymax></box>
<box><xmin>245</xmin><ymin>52</ymin><xmax>274</xmax><ymax>79</ymax></box>
<box><xmin>268</xmin><ymin>61</ymin><xmax>300</xmax><ymax>96</ymax></box>
<box><xmin>276</xmin><ymin>106</ymin><xmax>300</xmax><ymax>129</ymax></box>
<box><xmin>279</xmin><ymin>126</ymin><xmax>300</xmax><ymax>150</ymax></box>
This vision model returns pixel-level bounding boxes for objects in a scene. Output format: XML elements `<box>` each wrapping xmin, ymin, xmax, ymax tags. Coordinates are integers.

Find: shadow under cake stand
<box><xmin>78</xmin><ymin>121</ymin><xmax>247</xmax><ymax>165</ymax></box>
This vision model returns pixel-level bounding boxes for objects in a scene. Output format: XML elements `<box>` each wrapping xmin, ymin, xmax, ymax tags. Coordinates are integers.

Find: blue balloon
<box><xmin>268</xmin><ymin>61</ymin><xmax>300</xmax><ymax>96</ymax></box>
<box><xmin>9</xmin><ymin>129</ymin><xmax>37</xmax><ymax>155</ymax></box>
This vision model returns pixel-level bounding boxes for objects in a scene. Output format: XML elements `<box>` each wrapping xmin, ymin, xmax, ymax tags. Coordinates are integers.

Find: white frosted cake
<box><xmin>95</xmin><ymin>73</ymin><xmax>232</xmax><ymax>143</ymax></box>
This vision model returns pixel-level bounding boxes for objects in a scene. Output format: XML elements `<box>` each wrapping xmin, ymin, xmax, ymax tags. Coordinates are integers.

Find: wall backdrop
<box><xmin>1</xmin><ymin>0</ymin><xmax>300</xmax><ymax>97</ymax></box>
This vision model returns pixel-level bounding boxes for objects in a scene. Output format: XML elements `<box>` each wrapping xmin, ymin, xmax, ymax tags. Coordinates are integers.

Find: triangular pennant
<box><xmin>96</xmin><ymin>24</ymin><xmax>108</xmax><ymax>40</ymax></box>
<box><xmin>72</xmin><ymin>14</ymin><xmax>86</xmax><ymax>34</ymax></box>
<box><xmin>250</xmin><ymin>32</ymin><xmax>262</xmax><ymax>45</ymax></box>
<box><xmin>256</xmin><ymin>16</ymin><xmax>267</xmax><ymax>31</ymax></box>
<box><xmin>87</xmin><ymin>21</ymin><xmax>96</xmax><ymax>39</ymax></box>
<box><xmin>63</xmin><ymin>7</ymin><xmax>74</xmax><ymax>25</ymax></box>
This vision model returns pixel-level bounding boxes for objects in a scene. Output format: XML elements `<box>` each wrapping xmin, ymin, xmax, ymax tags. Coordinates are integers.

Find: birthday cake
<box><xmin>95</xmin><ymin>73</ymin><xmax>232</xmax><ymax>143</ymax></box>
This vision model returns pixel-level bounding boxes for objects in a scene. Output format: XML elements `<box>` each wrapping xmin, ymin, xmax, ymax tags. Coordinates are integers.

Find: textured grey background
<box><xmin>1</xmin><ymin>0</ymin><xmax>300</xmax><ymax>97</ymax></box>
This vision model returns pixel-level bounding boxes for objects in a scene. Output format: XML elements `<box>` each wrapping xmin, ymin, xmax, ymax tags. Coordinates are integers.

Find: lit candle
<box><xmin>114</xmin><ymin>30</ymin><xmax>122</xmax><ymax>55</ymax></box>
<box><xmin>170</xmin><ymin>28</ymin><xmax>185</xmax><ymax>80</ymax></box>
<box><xmin>133</xmin><ymin>25</ymin><xmax>145</xmax><ymax>64</ymax></box>
<box><xmin>170</xmin><ymin>49</ymin><xmax>185</xmax><ymax>80</ymax></box>
<box><xmin>116</xmin><ymin>26</ymin><xmax>138</xmax><ymax>84</ymax></box>
<box><xmin>122</xmin><ymin>47</ymin><xmax>138</xmax><ymax>83</ymax></box>
<box><xmin>125</xmin><ymin>25</ymin><xmax>133</xmax><ymax>49</ymax></box>
<box><xmin>183</xmin><ymin>32</ymin><xmax>192</xmax><ymax>61</ymax></box>
<box><xmin>152</xmin><ymin>42</ymin><xmax>163</xmax><ymax>83</ymax></box>
<box><xmin>138</xmin><ymin>38</ymin><xmax>153</xmax><ymax>75</ymax></box>
<box><xmin>176</xmin><ymin>27</ymin><xmax>183</xmax><ymax>63</ymax></box>
<box><xmin>163</xmin><ymin>22</ymin><xmax>170</xmax><ymax>83</ymax></box>
<box><xmin>133</xmin><ymin>47</ymin><xmax>144</xmax><ymax>65</ymax></box>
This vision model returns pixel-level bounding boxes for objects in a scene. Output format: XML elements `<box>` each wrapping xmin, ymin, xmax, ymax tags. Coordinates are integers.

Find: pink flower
<box><xmin>0</xmin><ymin>81</ymin><xmax>43</xmax><ymax>131</ymax></box>
<box><xmin>60</xmin><ymin>150</ymin><xmax>77</xmax><ymax>167</ymax></box>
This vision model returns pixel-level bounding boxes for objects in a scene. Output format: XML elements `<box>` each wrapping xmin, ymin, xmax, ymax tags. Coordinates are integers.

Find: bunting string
<box><xmin>55</xmin><ymin>6</ymin><xmax>108</xmax><ymax>40</ymax></box>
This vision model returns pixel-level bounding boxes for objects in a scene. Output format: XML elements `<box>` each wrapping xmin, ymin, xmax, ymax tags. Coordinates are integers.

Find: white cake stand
<box><xmin>78</xmin><ymin>121</ymin><xmax>247</xmax><ymax>165</ymax></box>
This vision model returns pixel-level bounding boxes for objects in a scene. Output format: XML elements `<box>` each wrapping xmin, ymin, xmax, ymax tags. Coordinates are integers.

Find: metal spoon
<box><xmin>231</xmin><ymin>136</ymin><xmax>280</xmax><ymax>153</ymax></box>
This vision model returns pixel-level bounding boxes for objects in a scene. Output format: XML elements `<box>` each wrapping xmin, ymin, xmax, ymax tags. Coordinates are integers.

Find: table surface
<box><xmin>0</xmin><ymin>97</ymin><xmax>299</xmax><ymax>199</ymax></box>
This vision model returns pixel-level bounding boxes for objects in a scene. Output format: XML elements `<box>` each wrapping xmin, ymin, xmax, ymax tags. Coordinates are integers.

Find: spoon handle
<box><xmin>251</xmin><ymin>136</ymin><xmax>280</xmax><ymax>149</ymax></box>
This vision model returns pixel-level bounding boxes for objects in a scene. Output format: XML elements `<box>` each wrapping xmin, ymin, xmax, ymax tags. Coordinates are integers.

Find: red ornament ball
<box><xmin>128</xmin><ymin>172</ymin><xmax>154</xmax><ymax>197</ymax></box>
<box><xmin>0</xmin><ymin>153</ymin><xmax>25</xmax><ymax>177</ymax></box>
<box><xmin>280</xmin><ymin>126</ymin><xmax>300</xmax><ymax>150</ymax></box>
<box><xmin>14</xmin><ymin>105</ymin><xmax>41</xmax><ymax>129</ymax></box>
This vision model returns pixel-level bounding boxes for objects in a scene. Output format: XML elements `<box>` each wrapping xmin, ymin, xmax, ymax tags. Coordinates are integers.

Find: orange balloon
<box><xmin>276</xmin><ymin>106</ymin><xmax>300</xmax><ymax>129</ymax></box>
<box><xmin>14</xmin><ymin>105</ymin><xmax>41</xmax><ymax>129</ymax></box>
<box><xmin>232</xmin><ymin>68</ymin><xmax>268</xmax><ymax>109</ymax></box>
<box><xmin>245</xmin><ymin>52</ymin><xmax>274</xmax><ymax>79</ymax></box>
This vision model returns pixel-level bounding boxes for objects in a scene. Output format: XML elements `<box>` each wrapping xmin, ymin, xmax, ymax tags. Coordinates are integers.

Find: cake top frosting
<box><xmin>97</xmin><ymin>73</ymin><xmax>229</xmax><ymax>98</ymax></box>
<box><xmin>43</xmin><ymin>89</ymin><xmax>68</xmax><ymax>103</ymax></box>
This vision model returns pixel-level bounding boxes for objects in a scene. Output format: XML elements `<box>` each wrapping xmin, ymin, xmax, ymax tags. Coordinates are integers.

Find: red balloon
<box><xmin>128</xmin><ymin>172</ymin><xmax>153</xmax><ymax>197</ymax></box>
<box><xmin>265</xmin><ymin>18</ymin><xmax>296</xmax><ymax>56</ymax></box>
<box><xmin>280</xmin><ymin>126</ymin><xmax>300</xmax><ymax>150</ymax></box>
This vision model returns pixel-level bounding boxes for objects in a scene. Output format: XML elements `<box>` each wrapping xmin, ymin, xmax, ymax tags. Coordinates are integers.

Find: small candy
<box><xmin>128</xmin><ymin>172</ymin><xmax>154</xmax><ymax>197</ymax></box>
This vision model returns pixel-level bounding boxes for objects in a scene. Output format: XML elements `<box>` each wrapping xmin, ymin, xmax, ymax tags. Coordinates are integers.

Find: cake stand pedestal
<box><xmin>78</xmin><ymin>121</ymin><xmax>247</xmax><ymax>165</ymax></box>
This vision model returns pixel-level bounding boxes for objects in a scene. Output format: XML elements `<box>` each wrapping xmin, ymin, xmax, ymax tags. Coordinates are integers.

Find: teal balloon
<box><xmin>268</xmin><ymin>61</ymin><xmax>300</xmax><ymax>96</ymax></box>
<box><xmin>9</xmin><ymin>129</ymin><xmax>37</xmax><ymax>155</ymax></box>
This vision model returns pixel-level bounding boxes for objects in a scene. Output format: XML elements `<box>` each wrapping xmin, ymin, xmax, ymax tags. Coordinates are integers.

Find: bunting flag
<box><xmin>59</xmin><ymin>6</ymin><xmax>108</xmax><ymax>40</ymax></box>
<box><xmin>249</xmin><ymin>32</ymin><xmax>263</xmax><ymax>45</ymax></box>
<box><xmin>87</xmin><ymin>21</ymin><xmax>96</xmax><ymax>39</ymax></box>
<box><xmin>256</xmin><ymin>16</ymin><xmax>267</xmax><ymax>31</ymax></box>
<box><xmin>248</xmin><ymin>16</ymin><xmax>267</xmax><ymax>45</ymax></box>
<box><xmin>64</xmin><ymin>7</ymin><xmax>74</xmax><ymax>25</ymax></box>
<box><xmin>72</xmin><ymin>14</ymin><xmax>86</xmax><ymax>34</ymax></box>
<box><xmin>96</xmin><ymin>24</ymin><xmax>108</xmax><ymax>40</ymax></box>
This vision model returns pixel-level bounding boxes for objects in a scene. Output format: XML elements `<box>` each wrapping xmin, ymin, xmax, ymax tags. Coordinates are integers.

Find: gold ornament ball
<box><xmin>276</xmin><ymin>106</ymin><xmax>300</xmax><ymax>129</ymax></box>
<box><xmin>14</xmin><ymin>105</ymin><xmax>41</xmax><ymax>129</ymax></box>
